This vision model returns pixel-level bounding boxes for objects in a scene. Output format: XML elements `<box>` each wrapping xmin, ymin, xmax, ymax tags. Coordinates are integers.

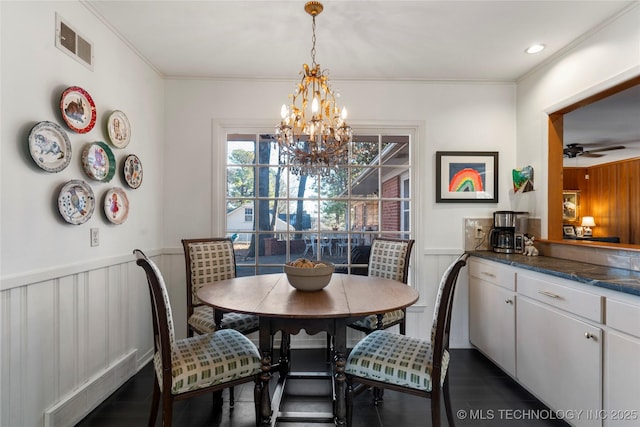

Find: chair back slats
<box><xmin>367</xmin><ymin>237</ymin><xmax>415</xmax><ymax>284</ymax></box>
<box><xmin>182</xmin><ymin>238</ymin><xmax>237</xmax><ymax>309</ymax></box>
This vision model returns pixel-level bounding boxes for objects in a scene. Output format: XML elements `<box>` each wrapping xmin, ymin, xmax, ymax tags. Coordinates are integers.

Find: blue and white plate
<box><xmin>58</xmin><ymin>180</ymin><xmax>95</xmax><ymax>225</ymax></box>
<box><xmin>28</xmin><ymin>121</ymin><xmax>72</xmax><ymax>172</ymax></box>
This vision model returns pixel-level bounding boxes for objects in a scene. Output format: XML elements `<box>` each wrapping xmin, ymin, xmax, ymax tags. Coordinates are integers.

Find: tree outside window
<box><xmin>225</xmin><ymin>132</ymin><xmax>411</xmax><ymax>276</ymax></box>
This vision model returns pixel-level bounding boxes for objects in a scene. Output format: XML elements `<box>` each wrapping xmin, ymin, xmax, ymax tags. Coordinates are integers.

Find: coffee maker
<box><xmin>489</xmin><ymin>211</ymin><xmax>528</xmax><ymax>253</ymax></box>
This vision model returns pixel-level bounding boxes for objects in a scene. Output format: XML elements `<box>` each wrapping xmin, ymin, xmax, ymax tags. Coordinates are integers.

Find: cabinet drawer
<box><xmin>469</xmin><ymin>259</ymin><xmax>516</xmax><ymax>291</ymax></box>
<box><xmin>518</xmin><ymin>273</ymin><xmax>603</xmax><ymax>322</ymax></box>
<box><xmin>607</xmin><ymin>299</ymin><xmax>640</xmax><ymax>338</ymax></box>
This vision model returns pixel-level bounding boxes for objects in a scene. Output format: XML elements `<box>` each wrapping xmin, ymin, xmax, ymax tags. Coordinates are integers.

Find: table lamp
<box><xmin>581</xmin><ymin>216</ymin><xmax>596</xmax><ymax>236</ymax></box>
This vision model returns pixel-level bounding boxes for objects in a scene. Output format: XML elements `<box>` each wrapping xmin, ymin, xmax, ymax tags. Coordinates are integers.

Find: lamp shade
<box><xmin>581</xmin><ymin>216</ymin><xmax>596</xmax><ymax>227</ymax></box>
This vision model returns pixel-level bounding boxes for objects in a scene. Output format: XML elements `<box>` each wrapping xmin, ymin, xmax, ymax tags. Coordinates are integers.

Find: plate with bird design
<box><xmin>58</xmin><ymin>180</ymin><xmax>95</xmax><ymax>225</ymax></box>
<box><xmin>82</xmin><ymin>141</ymin><xmax>116</xmax><ymax>182</ymax></box>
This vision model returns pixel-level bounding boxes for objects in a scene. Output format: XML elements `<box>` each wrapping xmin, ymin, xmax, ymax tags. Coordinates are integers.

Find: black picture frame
<box><xmin>563</xmin><ymin>225</ymin><xmax>576</xmax><ymax>237</ymax></box>
<box><xmin>436</xmin><ymin>151</ymin><xmax>498</xmax><ymax>203</ymax></box>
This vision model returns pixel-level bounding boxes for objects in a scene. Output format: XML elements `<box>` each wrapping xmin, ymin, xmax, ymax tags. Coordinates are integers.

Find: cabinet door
<box><xmin>604</xmin><ymin>331</ymin><xmax>640</xmax><ymax>426</ymax></box>
<box><xmin>469</xmin><ymin>277</ymin><xmax>516</xmax><ymax>376</ymax></box>
<box><xmin>517</xmin><ymin>297</ymin><xmax>602</xmax><ymax>427</ymax></box>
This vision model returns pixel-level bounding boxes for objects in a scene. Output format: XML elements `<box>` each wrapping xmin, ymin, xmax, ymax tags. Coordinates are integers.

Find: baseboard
<box><xmin>44</xmin><ymin>350</ymin><xmax>138</xmax><ymax>427</ymax></box>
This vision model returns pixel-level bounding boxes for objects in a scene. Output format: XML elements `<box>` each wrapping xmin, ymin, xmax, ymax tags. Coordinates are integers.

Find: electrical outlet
<box><xmin>90</xmin><ymin>227</ymin><xmax>99</xmax><ymax>247</ymax></box>
<box><xmin>475</xmin><ymin>226</ymin><xmax>484</xmax><ymax>239</ymax></box>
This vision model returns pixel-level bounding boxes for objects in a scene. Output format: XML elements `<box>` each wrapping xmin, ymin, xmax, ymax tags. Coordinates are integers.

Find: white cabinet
<box><xmin>467</xmin><ymin>256</ymin><xmax>638</xmax><ymax>427</ymax></box>
<box><xmin>604</xmin><ymin>298</ymin><xmax>640</xmax><ymax>427</ymax></box>
<box><xmin>469</xmin><ymin>259</ymin><xmax>516</xmax><ymax>376</ymax></box>
<box><xmin>517</xmin><ymin>296</ymin><xmax>602</xmax><ymax>427</ymax></box>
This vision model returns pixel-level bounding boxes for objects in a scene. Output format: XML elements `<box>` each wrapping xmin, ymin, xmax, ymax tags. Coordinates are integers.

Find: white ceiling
<box><xmin>84</xmin><ymin>0</ymin><xmax>639</xmax><ymax>165</ymax></box>
<box><xmin>85</xmin><ymin>0</ymin><xmax>634</xmax><ymax>81</ymax></box>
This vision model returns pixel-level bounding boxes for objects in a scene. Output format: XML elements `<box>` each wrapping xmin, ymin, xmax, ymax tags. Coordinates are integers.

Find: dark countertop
<box><xmin>469</xmin><ymin>251</ymin><xmax>640</xmax><ymax>297</ymax></box>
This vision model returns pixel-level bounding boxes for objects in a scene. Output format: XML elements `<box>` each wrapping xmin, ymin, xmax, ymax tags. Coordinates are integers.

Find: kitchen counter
<box><xmin>470</xmin><ymin>251</ymin><xmax>640</xmax><ymax>297</ymax></box>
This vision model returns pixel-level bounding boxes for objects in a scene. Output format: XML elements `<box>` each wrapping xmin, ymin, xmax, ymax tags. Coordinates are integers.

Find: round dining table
<box><xmin>197</xmin><ymin>272</ymin><xmax>419</xmax><ymax>427</ymax></box>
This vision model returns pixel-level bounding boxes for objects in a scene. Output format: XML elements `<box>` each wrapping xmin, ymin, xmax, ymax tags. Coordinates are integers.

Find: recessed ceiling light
<box><xmin>525</xmin><ymin>44</ymin><xmax>546</xmax><ymax>54</ymax></box>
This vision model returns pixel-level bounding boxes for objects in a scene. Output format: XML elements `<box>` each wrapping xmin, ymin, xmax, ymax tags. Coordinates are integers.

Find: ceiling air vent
<box><xmin>55</xmin><ymin>13</ymin><xmax>94</xmax><ymax>71</ymax></box>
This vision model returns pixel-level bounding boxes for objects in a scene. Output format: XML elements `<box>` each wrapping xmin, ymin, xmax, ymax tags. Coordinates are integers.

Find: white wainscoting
<box><xmin>0</xmin><ymin>252</ymin><xmax>156</xmax><ymax>427</ymax></box>
<box><xmin>0</xmin><ymin>248</ymin><xmax>468</xmax><ymax>427</ymax></box>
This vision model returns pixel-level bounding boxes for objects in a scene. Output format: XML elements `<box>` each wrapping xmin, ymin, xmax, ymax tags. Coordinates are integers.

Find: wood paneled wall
<box><xmin>564</xmin><ymin>158</ymin><xmax>640</xmax><ymax>244</ymax></box>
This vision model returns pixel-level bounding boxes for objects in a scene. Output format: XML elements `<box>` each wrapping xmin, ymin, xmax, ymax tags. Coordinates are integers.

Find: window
<box><xmin>244</xmin><ymin>207</ymin><xmax>253</xmax><ymax>222</ymax></box>
<box><xmin>225</xmin><ymin>131</ymin><xmax>412</xmax><ymax>277</ymax></box>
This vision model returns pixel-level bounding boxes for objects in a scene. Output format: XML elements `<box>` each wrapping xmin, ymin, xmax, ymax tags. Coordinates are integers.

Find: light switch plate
<box><xmin>90</xmin><ymin>228</ymin><xmax>99</xmax><ymax>247</ymax></box>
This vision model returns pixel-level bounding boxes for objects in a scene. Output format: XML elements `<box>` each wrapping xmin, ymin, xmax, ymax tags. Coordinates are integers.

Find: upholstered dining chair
<box><xmin>344</xmin><ymin>254</ymin><xmax>468</xmax><ymax>427</ymax></box>
<box><xmin>133</xmin><ymin>249</ymin><xmax>263</xmax><ymax>427</ymax></box>
<box><xmin>348</xmin><ymin>237</ymin><xmax>415</xmax><ymax>335</ymax></box>
<box><xmin>327</xmin><ymin>237</ymin><xmax>414</xmax><ymax>361</ymax></box>
<box><xmin>182</xmin><ymin>238</ymin><xmax>260</xmax><ymax>408</ymax></box>
<box><xmin>182</xmin><ymin>238</ymin><xmax>259</xmax><ymax>337</ymax></box>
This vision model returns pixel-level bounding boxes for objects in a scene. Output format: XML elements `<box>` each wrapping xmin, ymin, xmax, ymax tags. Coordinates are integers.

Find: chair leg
<box><xmin>373</xmin><ymin>387</ymin><xmax>384</xmax><ymax>405</ymax></box>
<box><xmin>148</xmin><ymin>380</ymin><xmax>161</xmax><ymax>427</ymax></box>
<box><xmin>431</xmin><ymin>387</ymin><xmax>442</xmax><ymax>427</ymax></box>
<box><xmin>443</xmin><ymin>376</ymin><xmax>455</xmax><ymax>427</ymax></box>
<box><xmin>326</xmin><ymin>333</ymin><xmax>333</xmax><ymax>362</ymax></box>
<box><xmin>213</xmin><ymin>390</ymin><xmax>223</xmax><ymax>410</ymax></box>
<box><xmin>229</xmin><ymin>387</ymin><xmax>235</xmax><ymax>408</ymax></box>
<box><xmin>162</xmin><ymin>390</ymin><xmax>173</xmax><ymax>427</ymax></box>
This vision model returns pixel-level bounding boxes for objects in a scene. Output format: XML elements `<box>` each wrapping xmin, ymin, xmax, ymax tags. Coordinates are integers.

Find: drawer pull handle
<box><xmin>538</xmin><ymin>290</ymin><xmax>560</xmax><ymax>299</ymax></box>
<box><xmin>481</xmin><ymin>272</ymin><xmax>496</xmax><ymax>278</ymax></box>
<box><xmin>585</xmin><ymin>332</ymin><xmax>596</xmax><ymax>340</ymax></box>
<box><xmin>505</xmin><ymin>298</ymin><xmax>514</xmax><ymax>304</ymax></box>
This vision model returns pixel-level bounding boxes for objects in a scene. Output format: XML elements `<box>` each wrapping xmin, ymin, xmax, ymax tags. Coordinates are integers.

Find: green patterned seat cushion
<box><xmin>349</xmin><ymin>309</ymin><xmax>405</xmax><ymax>330</ymax></box>
<box><xmin>345</xmin><ymin>330</ymin><xmax>450</xmax><ymax>392</ymax></box>
<box><xmin>154</xmin><ymin>328</ymin><xmax>261</xmax><ymax>395</ymax></box>
<box><xmin>189</xmin><ymin>306</ymin><xmax>259</xmax><ymax>335</ymax></box>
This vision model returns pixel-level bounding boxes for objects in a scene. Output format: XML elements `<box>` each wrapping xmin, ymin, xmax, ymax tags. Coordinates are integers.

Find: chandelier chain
<box><xmin>310</xmin><ymin>15</ymin><xmax>317</xmax><ymax>68</ymax></box>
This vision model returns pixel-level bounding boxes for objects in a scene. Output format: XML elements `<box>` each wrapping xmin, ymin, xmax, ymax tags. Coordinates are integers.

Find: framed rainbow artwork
<box><xmin>436</xmin><ymin>151</ymin><xmax>498</xmax><ymax>203</ymax></box>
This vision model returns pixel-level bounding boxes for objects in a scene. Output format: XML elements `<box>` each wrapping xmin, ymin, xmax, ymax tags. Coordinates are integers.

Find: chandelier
<box><xmin>275</xmin><ymin>1</ymin><xmax>352</xmax><ymax>176</ymax></box>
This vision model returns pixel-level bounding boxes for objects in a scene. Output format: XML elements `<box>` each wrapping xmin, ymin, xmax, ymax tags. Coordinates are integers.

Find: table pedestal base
<box><xmin>258</xmin><ymin>318</ymin><xmax>350</xmax><ymax>427</ymax></box>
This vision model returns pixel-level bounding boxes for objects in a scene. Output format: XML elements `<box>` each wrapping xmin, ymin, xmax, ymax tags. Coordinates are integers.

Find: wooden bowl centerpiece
<box><xmin>284</xmin><ymin>258</ymin><xmax>334</xmax><ymax>291</ymax></box>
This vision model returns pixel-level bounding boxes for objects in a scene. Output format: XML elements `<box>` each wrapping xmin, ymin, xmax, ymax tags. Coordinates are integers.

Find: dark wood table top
<box><xmin>197</xmin><ymin>272</ymin><xmax>419</xmax><ymax>319</ymax></box>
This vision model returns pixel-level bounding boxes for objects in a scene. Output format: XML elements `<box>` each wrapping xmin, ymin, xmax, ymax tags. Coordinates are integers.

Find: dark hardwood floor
<box><xmin>76</xmin><ymin>348</ymin><xmax>568</xmax><ymax>427</ymax></box>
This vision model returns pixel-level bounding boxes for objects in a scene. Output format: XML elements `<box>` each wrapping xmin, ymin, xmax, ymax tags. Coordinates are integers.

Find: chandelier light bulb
<box><xmin>341</xmin><ymin>107</ymin><xmax>348</xmax><ymax>120</ymax></box>
<box><xmin>281</xmin><ymin>104</ymin><xmax>288</xmax><ymax>119</ymax></box>
<box><xmin>312</xmin><ymin>96</ymin><xmax>319</xmax><ymax>114</ymax></box>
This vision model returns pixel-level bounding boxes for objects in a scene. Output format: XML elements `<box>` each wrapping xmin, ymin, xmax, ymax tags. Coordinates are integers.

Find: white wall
<box><xmin>162</xmin><ymin>78</ymin><xmax>517</xmax><ymax>348</ymax></box>
<box><xmin>1</xmin><ymin>2</ymin><xmax>164</xmax><ymax>426</ymax></box>
<box><xmin>515</xmin><ymin>3</ymin><xmax>640</xmax><ymax>232</ymax></box>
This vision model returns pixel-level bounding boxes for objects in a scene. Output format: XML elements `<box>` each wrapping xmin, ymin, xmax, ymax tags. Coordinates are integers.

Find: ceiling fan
<box><xmin>563</xmin><ymin>143</ymin><xmax>625</xmax><ymax>158</ymax></box>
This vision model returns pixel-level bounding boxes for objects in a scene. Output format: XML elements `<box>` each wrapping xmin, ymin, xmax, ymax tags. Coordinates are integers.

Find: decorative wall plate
<box><xmin>106</xmin><ymin>110</ymin><xmax>131</xmax><ymax>148</ymax></box>
<box><xmin>58</xmin><ymin>180</ymin><xmax>95</xmax><ymax>225</ymax></box>
<box><xmin>60</xmin><ymin>86</ymin><xmax>96</xmax><ymax>133</ymax></box>
<box><xmin>82</xmin><ymin>141</ymin><xmax>116</xmax><ymax>182</ymax></box>
<box><xmin>28</xmin><ymin>121</ymin><xmax>72</xmax><ymax>172</ymax></box>
<box><xmin>103</xmin><ymin>187</ymin><xmax>129</xmax><ymax>224</ymax></box>
<box><xmin>122</xmin><ymin>154</ymin><xmax>143</xmax><ymax>189</ymax></box>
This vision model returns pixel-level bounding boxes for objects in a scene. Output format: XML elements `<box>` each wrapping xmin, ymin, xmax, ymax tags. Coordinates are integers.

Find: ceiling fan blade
<box><xmin>584</xmin><ymin>145</ymin><xmax>625</xmax><ymax>154</ymax></box>
<box><xmin>580</xmin><ymin>152</ymin><xmax>604</xmax><ymax>158</ymax></box>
